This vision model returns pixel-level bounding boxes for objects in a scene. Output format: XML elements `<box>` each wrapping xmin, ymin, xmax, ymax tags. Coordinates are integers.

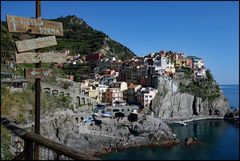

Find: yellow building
<box><xmin>88</xmin><ymin>86</ymin><xmax>99</xmax><ymax>100</ymax></box>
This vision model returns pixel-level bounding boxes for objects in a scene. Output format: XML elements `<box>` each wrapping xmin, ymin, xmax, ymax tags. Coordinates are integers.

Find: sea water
<box><xmin>220</xmin><ymin>85</ymin><xmax>239</xmax><ymax>109</ymax></box>
<box><xmin>101</xmin><ymin>85</ymin><xmax>239</xmax><ymax>160</ymax></box>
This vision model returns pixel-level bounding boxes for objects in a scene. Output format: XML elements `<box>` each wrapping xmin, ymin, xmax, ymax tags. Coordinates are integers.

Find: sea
<box><xmin>220</xmin><ymin>85</ymin><xmax>239</xmax><ymax>109</ymax></box>
<box><xmin>101</xmin><ymin>85</ymin><xmax>239</xmax><ymax>160</ymax></box>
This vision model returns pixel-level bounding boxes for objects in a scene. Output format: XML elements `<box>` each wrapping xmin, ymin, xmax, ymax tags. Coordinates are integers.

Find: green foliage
<box><xmin>1</xmin><ymin>84</ymin><xmax>34</xmax><ymax>121</ymax></box>
<box><xmin>179</xmin><ymin>70</ymin><xmax>221</xmax><ymax>102</ymax></box>
<box><xmin>1</xmin><ymin>24</ymin><xmax>16</xmax><ymax>62</ymax></box>
<box><xmin>41</xmin><ymin>93</ymin><xmax>71</xmax><ymax>111</ymax></box>
<box><xmin>62</xmin><ymin>82</ymin><xmax>70</xmax><ymax>89</ymax></box>
<box><xmin>1</xmin><ymin>80</ymin><xmax>73</xmax><ymax>122</ymax></box>
<box><xmin>15</xmin><ymin>113</ymin><xmax>25</xmax><ymax>124</ymax></box>
<box><xmin>206</xmin><ymin>69</ymin><xmax>213</xmax><ymax>81</ymax></box>
<box><xmin>1</xmin><ymin>126</ymin><xmax>13</xmax><ymax>160</ymax></box>
<box><xmin>1</xmin><ymin>15</ymin><xmax>135</xmax><ymax>61</ymax></box>
<box><xmin>182</xmin><ymin>67</ymin><xmax>193</xmax><ymax>78</ymax></box>
<box><xmin>63</xmin><ymin>62</ymin><xmax>94</xmax><ymax>81</ymax></box>
<box><xmin>15</xmin><ymin>64</ymin><xmax>35</xmax><ymax>77</ymax></box>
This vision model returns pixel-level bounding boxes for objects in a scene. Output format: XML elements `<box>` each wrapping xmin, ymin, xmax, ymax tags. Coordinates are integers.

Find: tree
<box><xmin>206</xmin><ymin>69</ymin><xmax>213</xmax><ymax>81</ymax></box>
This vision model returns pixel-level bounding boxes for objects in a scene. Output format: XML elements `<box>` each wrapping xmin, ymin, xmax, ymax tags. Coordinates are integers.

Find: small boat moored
<box><xmin>178</xmin><ymin>121</ymin><xmax>187</xmax><ymax>126</ymax></box>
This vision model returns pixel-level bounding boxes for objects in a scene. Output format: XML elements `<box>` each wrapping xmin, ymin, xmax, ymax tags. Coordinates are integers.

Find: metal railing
<box><xmin>1</xmin><ymin>117</ymin><xmax>100</xmax><ymax>160</ymax></box>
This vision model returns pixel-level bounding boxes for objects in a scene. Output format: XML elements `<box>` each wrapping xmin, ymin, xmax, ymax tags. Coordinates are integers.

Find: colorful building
<box><xmin>123</xmin><ymin>83</ymin><xmax>142</xmax><ymax>104</ymax></box>
<box><xmin>137</xmin><ymin>87</ymin><xmax>158</xmax><ymax>109</ymax></box>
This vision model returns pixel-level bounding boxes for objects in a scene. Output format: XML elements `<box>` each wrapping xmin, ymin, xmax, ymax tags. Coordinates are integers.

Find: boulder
<box><xmin>185</xmin><ymin>137</ymin><xmax>198</xmax><ymax>146</ymax></box>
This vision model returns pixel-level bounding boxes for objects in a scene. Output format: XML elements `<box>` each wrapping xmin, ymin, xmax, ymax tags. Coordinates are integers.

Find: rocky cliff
<box><xmin>151</xmin><ymin>86</ymin><xmax>231</xmax><ymax>119</ymax></box>
<box><xmin>150</xmin><ymin>68</ymin><xmax>231</xmax><ymax>119</ymax></box>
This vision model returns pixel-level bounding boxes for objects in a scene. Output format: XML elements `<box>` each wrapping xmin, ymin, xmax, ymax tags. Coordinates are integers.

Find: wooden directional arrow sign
<box><xmin>15</xmin><ymin>36</ymin><xmax>57</xmax><ymax>52</ymax></box>
<box><xmin>6</xmin><ymin>15</ymin><xmax>63</xmax><ymax>36</ymax></box>
<box><xmin>15</xmin><ymin>52</ymin><xmax>67</xmax><ymax>64</ymax></box>
<box><xmin>24</xmin><ymin>68</ymin><xmax>53</xmax><ymax>79</ymax></box>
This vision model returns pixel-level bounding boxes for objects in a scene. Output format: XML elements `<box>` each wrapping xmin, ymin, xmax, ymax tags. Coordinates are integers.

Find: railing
<box><xmin>1</xmin><ymin>117</ymin><xmax>100</xmax><ymax>160</ymax></box>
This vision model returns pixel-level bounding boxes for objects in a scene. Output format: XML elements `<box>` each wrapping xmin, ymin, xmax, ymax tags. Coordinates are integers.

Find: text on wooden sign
<box><xmin>15</xmin><ymin>52</ymin><xmax>67</xmax><ymax>64</ymax></box>
<box><xmin>7</xmin><ymin>15</ymin><xmax>63</xmax><ymax>36</ymax></box>
<box><xmin>15</xmin><ymin>36</ymin><xmax>57</xmax><ymax>52</ymax></box>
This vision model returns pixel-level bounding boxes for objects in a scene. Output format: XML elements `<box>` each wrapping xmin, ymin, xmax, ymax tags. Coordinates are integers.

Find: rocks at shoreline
<box><xmin>224</xmin><ymin>108</ymin><xmax>239</xmax><ymax>126</ymax></box>
<box><xmin>185</xmin><ymin>137</ymin><xmax>198</xmax><ymax>146</ymax></box>
<box><xmin>32</xmin><ymin>109</ymin><xmax>179</xmax><ymax>158</ymax></box>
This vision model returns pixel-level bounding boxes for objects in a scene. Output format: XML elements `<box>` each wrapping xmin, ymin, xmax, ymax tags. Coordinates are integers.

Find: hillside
<box><xmin>1</xmin><ymin>15</ymin><xmax>136</xmax><ymax>61</ymax></box>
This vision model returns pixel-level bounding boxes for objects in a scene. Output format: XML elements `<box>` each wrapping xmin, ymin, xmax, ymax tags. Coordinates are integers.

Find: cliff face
<box><xmin>152</xmin><ymin>90</ymin><xmax>231</xmax><ymax>119</ymax></box>
<box><xmin>150</xmin><ymin>68</ymin><xmax>231</xmax><ymax>119</ymax></box>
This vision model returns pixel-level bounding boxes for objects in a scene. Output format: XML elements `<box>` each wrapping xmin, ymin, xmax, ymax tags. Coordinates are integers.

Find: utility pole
<box><xmin>34</xmin><ymin>0</ymin><xmax>41</xmax><ymax>159</ymax></box>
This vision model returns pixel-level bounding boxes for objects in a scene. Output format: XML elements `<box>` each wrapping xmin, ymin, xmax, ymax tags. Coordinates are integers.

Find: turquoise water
<box><xmin>101</xmin><ymin>85</ymin><xmax>239</xmax><ymax>160</ymax></box>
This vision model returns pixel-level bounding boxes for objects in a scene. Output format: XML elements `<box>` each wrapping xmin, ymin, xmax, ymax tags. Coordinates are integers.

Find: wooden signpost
<box><xmin>6</xmin><ymin>15</ymin><xmax>63</xmax><ymax>36</ymax></box>
<box><xmin>24</xmin><ymin>68</ymin><xmax>53</xmax><ymax>79</ymax></box>
<box><xmin>15</xmin><ymin>52</ymin><xmax>67</xmax><ymax>64</ymax></box>
<box><xmin>6</xmin><ymin>1</ymin><xmax>65</xmax><ymax>159</ymax></box>
<box><xmin>15</xmin><ymin>36</ymin><xmax>57</xmax><ymax>52</ymax></box>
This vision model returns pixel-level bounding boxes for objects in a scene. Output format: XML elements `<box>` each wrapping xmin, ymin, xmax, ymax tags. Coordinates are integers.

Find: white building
<box><xmin>194</xmin><ymin>69</ymin><xmax>206</xmax><ymax>78</ymax></box>
<box><xmin>98</xmin><ymin>84</ymin><xmax>108</xmax><ymax>93</ymax></box>
<box><xmin>160</xmin><ymin>57</ymin><xmax>168</xmax><ymax>69</ymax></box>
<box><xmin>194</xmin><ymin>59</ymin><xmax>204</xmax><ymax>69</ymax></box>
<box><xmin>110</xmin><ymin>81</ymin><xmax>128</xmax><ymax>91</ymax></box>
<box><xmin>166</xmin><ymin>58</ymin><xmax>174</xmax><ymax>69</ymax></box>
<box><xmin>172</xmin><ymin>81</ymin><xmax>178</xmax><ymax>93</ymax></box>
<box><xmin>137</xmin><ymin>87</ymin><xmax>158</xmax><ymax>109</ymax></box>
<box><xmin>111</xmin><ymin>88</ymin><xmax>124</xmax><ymax>104</ymax></box>
<box><xmin>188</xmin><ymin>56</ymin><xmax>205</xmax><ymax>69</ymax></box>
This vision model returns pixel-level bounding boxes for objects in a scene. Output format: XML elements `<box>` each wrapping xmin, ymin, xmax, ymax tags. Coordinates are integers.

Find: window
<box><xmin>113</xmin><ymin>109</ymin><xmax>120</xmax><ymax>112</ymax></box>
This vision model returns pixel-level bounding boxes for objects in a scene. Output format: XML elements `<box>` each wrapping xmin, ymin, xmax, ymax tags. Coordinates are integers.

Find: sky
<box><xmin>1</xmin><ymin>1</ymin><xmax>239</xmax><ymax>85</ymax></box>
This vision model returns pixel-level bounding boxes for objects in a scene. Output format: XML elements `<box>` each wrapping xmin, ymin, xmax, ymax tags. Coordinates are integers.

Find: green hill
<box><xmin>1</xmin><ymin>15</ymin><xmax>136</xmax><ymax>62</ymax></box>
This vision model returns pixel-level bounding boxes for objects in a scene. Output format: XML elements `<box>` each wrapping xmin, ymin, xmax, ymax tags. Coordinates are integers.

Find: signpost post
<box><xmin>6</xmin><ymin>1</ymin><xmax>64</xmax><ymax>159</ymax></box>
<box><xmin>34</xmin><ymin>1</ymin><xmax>41</xmax><ymax>159</ymax></box>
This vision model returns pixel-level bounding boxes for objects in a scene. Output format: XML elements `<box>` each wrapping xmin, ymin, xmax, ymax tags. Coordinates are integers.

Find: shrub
<box><xmin>15</xmin><ymin>113</ymin><xmax>25</xmax><ymax>124</ymax></box>
<box><xmin>1</xmin><ymin>127</ymin><xmax>13</xmax><ymax>160</ymax></box>
<box><xmin>179</xmin><ymin>73</ymin><xmax>221</xmax><ymax>102</ymax></box>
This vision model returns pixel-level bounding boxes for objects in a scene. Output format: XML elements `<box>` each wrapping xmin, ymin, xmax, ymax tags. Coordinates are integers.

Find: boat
<box><xmin>178</xmin><ymin>121</ymin><xmax>187</xmax><ymax>126</ymax></box>
<box><xmin>101</xmin><ymin>112</ymin><xmax>112</xmax><ymax>117</ymax></box>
